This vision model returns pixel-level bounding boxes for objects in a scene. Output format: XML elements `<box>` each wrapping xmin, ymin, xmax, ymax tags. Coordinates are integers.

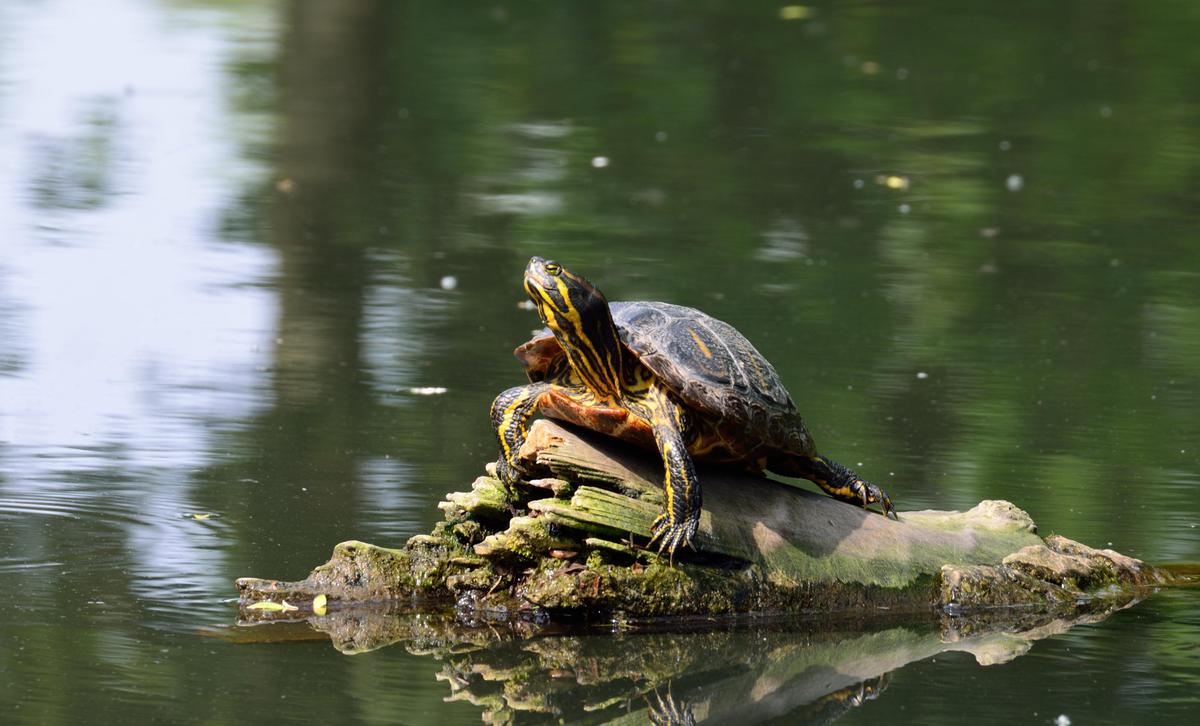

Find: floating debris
<box><xmin>778</xmin><ymin>5</ymin><xmax>812</xmax><ymax>20</ymax></box>
<box><xmin>631</xmin><ymin>187</ymin><xmax>666</xmax><ymax>206</ymax></box>
<box><xmin>916</xmin><ymin>371</ymin><xmax>929</xmax><ymax>380</ymax></box>
<box><xmin>513</xmin><ymin>121</ymin><xmax>571</xmax><ymax>139</ymax></box>
<box><xmin>591</xmin><ymin>156</ymin><xmax>610</xmax><ymax>169</ymax></box>
<box><xmin>408</xmin><ymin>387</ymin><xmax>449</xmax><ymax>396</ymax></box>
<box><xmin>439</xmin><ymin>275</ymin><xmax>458</xmax><ymax>291</ymax></box>
<box><xmin>246</xmin><ymin>600</ymin><xmax>298</xmax><ymax>612</ymax></box>
<box><xmin>190</xmin><ymin>513</ymin><xmax>213</xmax><ymax>521</ymax></box>
<box><xmin>474</xmin><ymin>192</ymin><xmax>564</xmax><ymax>216</ymax></box>
<box><xmin>313</xmin><ymin>594</ymin><xmax>327</xmax><ymax>616</ymax></box>
<box><xmin>876</xmin><ymin>174</ymin><xmax>910</xmax><ymax>190</ymax></box>
<box><xmin>1006</xmin><ymin>174</ymin><xmax>1024</xmax><ymax>192</ymax></box>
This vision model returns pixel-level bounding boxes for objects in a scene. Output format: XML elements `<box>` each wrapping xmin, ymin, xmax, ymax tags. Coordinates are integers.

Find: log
<box><xmin>236</xmin><ymin>420</ymin><xmax>1169</xmax><ymax>619</ymax></box>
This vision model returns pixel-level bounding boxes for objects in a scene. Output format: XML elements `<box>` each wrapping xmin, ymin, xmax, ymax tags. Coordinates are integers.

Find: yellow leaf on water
<box><xmin>874</xmin><ymin>174</ymin><xmax>910</xmax><ymax>190</ymax></box>
<box><xmin>246</xmin><ymin>601</ymin><xmax>285</xmax><ymax>611</ymax></box>
<box><xmin>191</xmin><ymin>513</ymin><xmax>212</xmax><ymax>521</ymax></box>
<box><xmin>779</xmin><ymin>5</ymin><xmax>812</xmax><ymax>21</ymax></box>
<box><xmin>313</xmin><ymin>594</ymin><xmax>327</xmax><ymax>616</ymax></box>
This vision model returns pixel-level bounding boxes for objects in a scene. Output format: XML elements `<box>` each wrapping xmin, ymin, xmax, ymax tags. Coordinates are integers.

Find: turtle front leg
<box><xmin>490</xmin><ymin>382</ymin><xmax>552</xmax><ymax>487</ymax></box>
<box><xmin>639</xmin><ymin>386</ymin><xmax>702</xmax><ymax>556</ymax></box>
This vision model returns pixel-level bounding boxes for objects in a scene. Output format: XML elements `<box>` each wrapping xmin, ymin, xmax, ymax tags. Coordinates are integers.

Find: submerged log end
<box><xmin>236</xmin><ymin>537</ymin><xmax>462</xmax><ymax>606</ymax></box>
<box><xmin>938</xmin><ymin>534</ymin><xmax>1163</xmax><ymax>612</ymax></box>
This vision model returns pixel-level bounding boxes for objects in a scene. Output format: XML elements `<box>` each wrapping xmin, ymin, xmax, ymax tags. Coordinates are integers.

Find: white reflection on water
<box><xmin>0</xmin><ymin>0</ymin><xmax>279</xmax><ymax>602</ymax></box>
<box><xmin>359</xmin><ymin>250</ymin><xmax>450</xmax><ymax>399</ymax></box>
<box><xmin>0</xmin><ymin>0</ymin><xmax>277</xmax><ymax>468</ymax></box>
<box><xmin>358</xmin><ymin>456</ymin><xmax>422</xmax><ymax>541</ymax></box>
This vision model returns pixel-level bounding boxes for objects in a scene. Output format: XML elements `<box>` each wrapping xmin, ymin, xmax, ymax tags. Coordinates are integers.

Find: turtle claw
<box><xmin>851</xmin><ymin>479</ymin><xmax>899</xmax><ymax>521</ymax></box>
<box><xmin>648</xmin><ymin>513</ymin><xmax>699</xmax><ymax>562</ymax></box>
<box><xmin>494</xmin><ymin>458</ymin><xmax>534</xmax><ymax>506</ymax></box>
<box><xmin>494</xmin><ymin>457</ymin><xmax>525</xmax><ymax>487</ymax></box>
<box><xmin>884</xmin><ymin>498</ymin><xmax>899</xmax><ymax>521</ymax></box>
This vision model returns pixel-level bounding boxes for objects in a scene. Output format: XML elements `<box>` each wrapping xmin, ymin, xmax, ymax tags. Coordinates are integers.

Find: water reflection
<box><xmin>222</xmin><ymin>591</ymin><xmax>1163</xmax><ymax>725</ymax></box>
<box><xmin>0</xmin><ymin>1</ymin><xmax>278</xmax><ymax>632</ymax></box>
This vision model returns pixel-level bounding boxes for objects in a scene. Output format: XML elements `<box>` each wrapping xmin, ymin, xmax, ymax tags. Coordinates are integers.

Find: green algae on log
<box><xmin>236</xmin><ymin>420</ymin><xmax>1168</xmax><ymax>619</ymax></box>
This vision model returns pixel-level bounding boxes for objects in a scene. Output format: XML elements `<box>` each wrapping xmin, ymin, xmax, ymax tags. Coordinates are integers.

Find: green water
<box><xmin>1</xmin><ymin>0</ymin><xmax>1198</xmax><ymax>723</ymax></box>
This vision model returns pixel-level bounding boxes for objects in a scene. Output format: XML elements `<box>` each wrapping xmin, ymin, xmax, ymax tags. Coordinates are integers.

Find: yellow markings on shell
<box><xmin>746</xmin><ymin>354</ymin><xmax>770</xmax><ymax>391</ymax></box>
<box><xmin>688</xmin><ymin>328</ymin><xmax>713</xmax><ymax>359</ymax></box>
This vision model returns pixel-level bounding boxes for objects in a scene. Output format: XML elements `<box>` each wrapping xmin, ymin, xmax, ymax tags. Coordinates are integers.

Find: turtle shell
<box><xmin>515</xmin><ymin>301</ymin><xmax>814</xmax><ymax>456</ymax></box>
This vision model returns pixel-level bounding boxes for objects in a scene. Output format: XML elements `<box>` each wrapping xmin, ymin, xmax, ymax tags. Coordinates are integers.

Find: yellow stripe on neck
<box><xmin>545</xmin><ymin>279</ymin><xmax>623</xmax><ymax>399</ymax></box>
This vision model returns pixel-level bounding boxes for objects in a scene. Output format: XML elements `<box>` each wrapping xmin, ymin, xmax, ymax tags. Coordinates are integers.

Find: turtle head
<box><xmin>523</xmin><ymin>257</ymin><xmax>625</xmax><ymax>398</ymax></box>
<box><xmin>524</xmin><ymin>256</ymin><xmax>608</xmax><ymax>323</ymax></box>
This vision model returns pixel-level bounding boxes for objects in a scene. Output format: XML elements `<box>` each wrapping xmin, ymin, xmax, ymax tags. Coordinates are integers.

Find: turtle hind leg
<box><xmin>793</xmin><ymin>454</ymin><xmax>898</xmax><ymax>520</ymax></box>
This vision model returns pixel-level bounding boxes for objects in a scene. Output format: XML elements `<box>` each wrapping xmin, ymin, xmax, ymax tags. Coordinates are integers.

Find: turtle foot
<box><xmin>648</xmin><ymin>513</ymin><xmax>699</xmax><ymax>560</ymax></box>
<box><xmin>494</xmin><ymin>457</ymin><xmax>525</xmax><ymax>486</ymax></box>
<box><xmin>851</xmin><ymin>479</ymin><xmax>898</xmax><ymax>521</ymax></box>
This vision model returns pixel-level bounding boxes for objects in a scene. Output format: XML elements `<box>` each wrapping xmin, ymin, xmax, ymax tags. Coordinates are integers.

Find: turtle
<box><xmin>491</xmin><ymin>256</ymin><xmax>897</xmax><ymax>555</ymax></box>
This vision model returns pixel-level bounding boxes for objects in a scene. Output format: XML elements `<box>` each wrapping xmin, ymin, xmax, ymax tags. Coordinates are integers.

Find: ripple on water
<box><xmin>0</xmin><ymin>449</ymin><xmax>242</xmax><ymax>627</ymax></box>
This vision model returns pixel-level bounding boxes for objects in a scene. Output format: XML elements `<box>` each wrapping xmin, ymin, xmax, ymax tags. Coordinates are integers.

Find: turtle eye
<box><xmin>544</xmin><ymin>262</ymin><xmax>562</xmax><ymax>276</ymax></box>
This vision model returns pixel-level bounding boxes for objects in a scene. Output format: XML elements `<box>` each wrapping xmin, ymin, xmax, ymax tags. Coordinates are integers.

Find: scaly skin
<box><xmin>626</xmin><ymin>382</ymin><xmax>701</xmax><ymax>556</ymax></box>
<box><xmin>489</xmin><ymin>382</ymin><xmax>551</xmax><ymax>487</ymax></box>
<box><xmin>493</xmin><ymin>257</ymin><xmax>897</xmax><ymax>558</ymax></box>
<box><xmin>789</xmin><ymin>455</ymin><xmax>898</xmax><ymax>520</ymax></box>
<box><xmin>492</xmin><ymin>364</ymin><xmax>703</xmax><ymax>554</ymax></box>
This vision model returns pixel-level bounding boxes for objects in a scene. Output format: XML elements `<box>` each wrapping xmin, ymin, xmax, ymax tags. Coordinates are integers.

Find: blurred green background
<box><xmin>1</xmin><ymin>0</ymin><xmax>1197</xmax><ymax>723</ymax></box>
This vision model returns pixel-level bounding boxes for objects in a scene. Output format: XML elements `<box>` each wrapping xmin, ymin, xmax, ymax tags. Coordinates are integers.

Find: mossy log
<box><xmin>237</xmin><ymin>420</ymin><xmax>1168</xmax><ymax>619</ymax></box>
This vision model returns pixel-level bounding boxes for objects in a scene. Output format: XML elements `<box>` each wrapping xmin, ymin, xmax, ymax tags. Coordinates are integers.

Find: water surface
<box><xmin>1</xmin><ymin>1</ymin><xmax>1198</xmax><ymax>723</ymax></box>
